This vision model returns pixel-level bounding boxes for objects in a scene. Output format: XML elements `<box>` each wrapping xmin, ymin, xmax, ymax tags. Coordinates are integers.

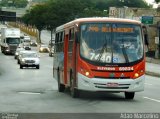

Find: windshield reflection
<box><xmin>6</xmin><ymin>38</ymin><xmax>20</xmax><ymax>44</ymax></box>
<box><xmin>22</xmin><ymin>53</ymin><xmax>37</xmax><ymax>58</ymax></box>
<box><xmin>80</xmin><ymin>23</ymin><xmax>143</xmax><ymax>64</ymax></box>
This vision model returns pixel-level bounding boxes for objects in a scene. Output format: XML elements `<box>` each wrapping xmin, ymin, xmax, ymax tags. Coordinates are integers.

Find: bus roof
<box><xmin>56</xmin><ymin>17</ymin><xmax>141</xmax><ymax>31</ymax></box>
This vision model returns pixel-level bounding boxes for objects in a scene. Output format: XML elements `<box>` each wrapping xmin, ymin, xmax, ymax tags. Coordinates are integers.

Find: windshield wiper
<box><xmin>121</xmin><ymin>39</ymin><xmax>129</xmax><ymax>63</ymax></box>
<box><xmin>97</xmin><ymin>42</ymin><xmax>107</xmax><ymax>62</ymax></box>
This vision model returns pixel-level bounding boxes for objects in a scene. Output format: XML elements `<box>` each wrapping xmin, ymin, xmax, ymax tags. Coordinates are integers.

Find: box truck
<box><xmin>1</xmin><ymin>28</ymin><xmax>21</xmax><ymax>55</ymax></box>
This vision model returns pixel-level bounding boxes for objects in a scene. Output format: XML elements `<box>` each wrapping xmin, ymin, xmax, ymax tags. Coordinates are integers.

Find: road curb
<box><xmin>145</xmin><ymin>71</ymin><xmax>160</xmax><ymax>78</ymax></box>
<box><xmin>146</xmin><ymin>57</ymin><xmax>160</xmax><ymax>64</ymax></box>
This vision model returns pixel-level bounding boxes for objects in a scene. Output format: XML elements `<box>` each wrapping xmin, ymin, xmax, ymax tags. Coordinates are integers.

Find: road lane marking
<box><xmin>18</xmin><ymin>92</ymin><xmax>41</xmax><ymax>95</ymax></box>
<box><xmin>145</xmin><ymin>83</ymin><xmax>153</xmax><ymax>86</ymax></box>
<box><xmin>144</xmin><ymin>97</ymin><xmax>160</xmax><ymax>103</ymax></box>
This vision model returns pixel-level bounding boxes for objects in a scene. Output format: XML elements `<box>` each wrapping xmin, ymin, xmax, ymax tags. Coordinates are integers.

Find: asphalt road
<box><xmin>0</xmin><ymin>47</ymin><xmax>160</xmax><ymax>114</ymax></box>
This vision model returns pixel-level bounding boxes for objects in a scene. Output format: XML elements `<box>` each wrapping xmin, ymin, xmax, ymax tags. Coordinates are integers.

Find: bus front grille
<box><xmin>94</xmin><ymin>83</ymin><xmax>130</xmax><ymax>89</ymax></box>
<box><xmin>94</xmin><ymin>76</ymin><xmax>130</xmax><ymax>79</ymax></box>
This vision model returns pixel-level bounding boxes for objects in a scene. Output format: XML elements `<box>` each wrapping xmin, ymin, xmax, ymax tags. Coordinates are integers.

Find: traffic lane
<box><xmin>146</xmin><ymin>62</ymin><xmax>160</xmax><ymax>77</ymax></box>
<box><xmin>143</xmin><ymin>75</ymin><xmax>160</xmax><ymax>103</ymax></box>
<box><xmin>0</xmin><ymin>85</ymin><xmax>158</xmax><ymax>113</ymax></box>
<box><xmin>0</xmin><ymin>51</ymin><xmax>56</xmax><ymax>112</ymax></box>
<box><xmin>0</xmin><ymin>52</ymin><xmax>160</xmax><ymax>113</ymax></box>
<box><xmin>0</xmin><ymin>51</ymin><xmax>53</xmax><ymax>89</ymax></box>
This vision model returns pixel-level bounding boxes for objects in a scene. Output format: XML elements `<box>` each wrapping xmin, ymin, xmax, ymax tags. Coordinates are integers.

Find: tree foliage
<box><xmin>22</xmin><ymin>4</ymin><xmax>47</xmax><ymax>43</ymax></box>
<box><xmin>155</xmin><ymin>0</ymin><xmax>160</xmax><ymax>3</ymax></box>
<box><xmin>0</xmin><ymin>0</ymin><xmax>28</xmax><ymax>8</ymax></box>
<box><xmin>95</xmin><ymin>0</ymin><xmax>149</xmax><ymax>11</ymax></box>
<box><xmin>21</xmin><ymin>0</ymin><xmax>150</xmax><ymax>42</ymax></box>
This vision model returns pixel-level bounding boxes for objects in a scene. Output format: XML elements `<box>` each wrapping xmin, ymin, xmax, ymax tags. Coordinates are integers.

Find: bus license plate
<box><xmin>107</xmin><ymin>83</ymin><xmax>119</xmax><ymax>87</ymax></box>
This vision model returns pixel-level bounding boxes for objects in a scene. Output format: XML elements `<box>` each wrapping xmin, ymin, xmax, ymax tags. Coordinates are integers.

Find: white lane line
<box><xmin>145</xmin><ymin>83</ymin><xmax>153</xmax><ymax>86</ymax></box>
<box><xmin>144</xmin><ymin>97</ymin><xmax>160</xmax><ymax>103</ymax></box>
<box><xmin>18</xmin><ymin>92</ymin><xmax>41</xmax><ymax>95</ymax></box>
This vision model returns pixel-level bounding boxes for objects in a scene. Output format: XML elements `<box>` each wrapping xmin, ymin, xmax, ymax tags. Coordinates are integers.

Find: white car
<box><xmin>39</xmin><ymin>44</ymin><xmax>50</xmax><ymax>53</ymax></box>
<box><xmin>14</xmin><ymin>47</ymin><xmax>25</xmax><ymax>59</ymax></box>
<box><xmin>23</xmin><ymin>42</ymin><xmax>31</xmax><ymax>50</ymax></box>
<box><xmin>17</xmin><ymin>50</ymin><xmax>29</xmax><ymax>64</ymax></box>
<box><xmin>19</xmin><ymin>51</ymin><xmax>40</xmax><ymax>69</ymax></box>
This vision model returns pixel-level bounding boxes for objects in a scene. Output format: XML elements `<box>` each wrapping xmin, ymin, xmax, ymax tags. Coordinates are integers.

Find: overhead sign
<box><xmin>141</xmin><ymin>16</ymin><xmax>153</xmax><ymax>24</ymax></box>
<box><xmin>0</xmin><ymin>10</ymin><xmax>16</xmax><ymax>22</ymax></box>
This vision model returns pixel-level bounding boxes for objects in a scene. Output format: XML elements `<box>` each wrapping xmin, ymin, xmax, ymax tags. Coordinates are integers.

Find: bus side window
<box><xmin>55</xmin><ymin>33</ymin><xmax>59</xmax><ymax>52</ymax></box>
<box><xmin>68</xmin><ymin>28</ymin><xmax>74</xmax><ymax>52</ymax></box>
<box><xmin>59</xmin><ymin>32</ymin><xmax>64</xmax><ymax>52</ymax></box>
<box><xmin>55</xmin><ymin>31</ymin><xmax>64</xmax><ymax>53</ymax></box>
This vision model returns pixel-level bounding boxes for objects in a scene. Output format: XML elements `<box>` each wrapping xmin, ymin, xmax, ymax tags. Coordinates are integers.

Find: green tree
<box><xmin>0</xmin><ymin>0</ymin><xmax>28</xmax><ymax>8</ymax></box>
<box><xmin>43</xmin><ymin>0</ymin><xmax>104</xmax><ymax>43</ymax></box>
<box><xmin>13</xmin><ymin>0</ymin><xmax>28</xmax><ymax>8</ymax></box>
<box><xmin>22</xmin><ymin>4</ymin><xmax>47</xmax><ymax>43</ymax></box>
<box><xmin>95</xmin><ymin>0</ymin><xmax>149</xmax><ymax>11</ymax></box>
<box><xmin>21</xmin><ymin>0</ymin><xmax>150</xmax><ymax>43</ymax></box>
<box><xmin>155</xmin><ymin>0</ymin><xmax>160</xmax><ymax>3</ymax></box>
<box><xmin>21</xmin><ymin>10</ymin><xmax>31</xmax><ymax>26</ymax></box>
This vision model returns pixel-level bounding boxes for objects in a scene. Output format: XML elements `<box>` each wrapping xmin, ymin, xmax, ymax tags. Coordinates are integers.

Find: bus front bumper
<box><xmin>77</xmin><ymin>73</ymin><xmax>145</xmax><ymax>92</ymax></box>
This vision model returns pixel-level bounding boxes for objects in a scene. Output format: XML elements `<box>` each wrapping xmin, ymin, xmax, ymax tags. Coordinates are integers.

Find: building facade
<box><xmin>109</xmin><ymin>7</ymin><xmax>160</xmax><ymax>58</ymax></box>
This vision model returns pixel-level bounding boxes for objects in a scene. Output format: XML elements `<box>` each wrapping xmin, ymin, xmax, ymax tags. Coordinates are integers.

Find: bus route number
<box><xmin>119</xmin><ymin>67</ymin><xmax>134</xmax><ymax>71</ymax></box>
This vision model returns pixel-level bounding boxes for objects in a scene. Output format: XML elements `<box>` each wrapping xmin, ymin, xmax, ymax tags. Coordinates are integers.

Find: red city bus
<box><xmin>53</xmin><ymin>17</ymin><xmax>147</xmax><ymax>99</ymax></box>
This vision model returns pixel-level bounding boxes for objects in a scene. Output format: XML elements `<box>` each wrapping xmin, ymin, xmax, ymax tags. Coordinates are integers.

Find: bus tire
<box><xmin>125</xmin><ymin>92</ymin><xmax>135</xmax><ymax>99</ymax></box>
<box><xmin>4</xmin><ymin>50</ymin><xmax>6</xmax><ymax>55</ymax></box>
<box><xmin>20</xmin><ymin>65</ymin><xmax>23</xmax><ymax>69</ymax></box>
<box><xmin>70</xmin><ymin>71</ymin><xmax>79</xmax><ymax>98</ymax></box>
<box><xmin>17</xmin><ymin>60</ymin><xmax>20</xmax><ymax>64</ymax></box>
<box><xmin>57</xmin><ymin>71</ymin><xmax>65</xmax><ymax>92</ymax></box>
<box><xmin>36</xmin><ymin>65</ymin><xmax>40</xmax><ymax>69</ymax></box>
<box><xmin>1</xmin><ymin>47</ymin><xmax>4</xmax><ymax>53</ymax></box>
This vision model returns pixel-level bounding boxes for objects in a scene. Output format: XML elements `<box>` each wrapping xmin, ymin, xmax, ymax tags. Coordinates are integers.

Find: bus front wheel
<box><xmin>125</xmin><ymin>92</ymin><xmax>135</xmax><ymax>99</ymax></box>
<box><xmin>70</xmin><ymin>72</ymin><xmax>79</xmax><ymax>98</ymax></box>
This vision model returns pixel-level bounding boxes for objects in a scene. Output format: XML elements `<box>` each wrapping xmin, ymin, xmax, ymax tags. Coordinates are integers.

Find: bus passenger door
<box><xmin>64</xmin><ymin>34</ymin><xmax>69</xmax><ymax>85</ymax></box>
<box><xmin>68</xmin><ymin>29</ymin><xmax>76</xmax><ymax>86</ymax></box>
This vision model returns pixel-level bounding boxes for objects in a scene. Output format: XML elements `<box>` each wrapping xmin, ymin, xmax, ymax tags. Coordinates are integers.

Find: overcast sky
<box><xmin>145</xmin><ymin>0</ymin><xmax>158</xmax><ymax>8</ymax></box>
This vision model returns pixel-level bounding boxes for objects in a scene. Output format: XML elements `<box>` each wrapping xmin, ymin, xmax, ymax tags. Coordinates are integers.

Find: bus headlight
<box><xmin>133</xmin><ymin>70</ymin><xmax>144</xmax><ymax>79</ymax></box>
<box><xmin>85</xmin><ymin>72</ymin><xmax>90</xmax><ymax>76</ymax></box>
<box><xmin>80</xmin><ymin>67</ymin><xmax>92</xmax><ymax>78</ymax></box>
<box><xmin>134</xmin><ymin>73</ymin><xmax>139</xmax><ymax>78</ymax></box>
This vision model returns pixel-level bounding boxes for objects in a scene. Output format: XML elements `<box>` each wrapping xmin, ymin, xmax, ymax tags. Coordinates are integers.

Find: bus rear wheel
<box><xmin>125</xmin><ymin>92</ymin><xmax>135</xmax><ymax>99</ymax></box>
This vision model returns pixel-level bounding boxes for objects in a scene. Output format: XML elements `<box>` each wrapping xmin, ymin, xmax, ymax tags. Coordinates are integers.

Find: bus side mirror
<box><xmin>144</xmin><ymin>34</ymin><xmax>149</xmax><ymax>45</ymax></box>
<box><xmin>142</xmin><ymin>25</ymin><xmax>149</xmax><ymax>52</ymax></box>
<box><xmin>75</xmin><ymin>32</ymin><xmax>80</xmax><ymax>43</ymax></box>
<box><xmin>144</xmin><ymin>34</ymin><xmax>149</xmax><ymax>52</ymax></box>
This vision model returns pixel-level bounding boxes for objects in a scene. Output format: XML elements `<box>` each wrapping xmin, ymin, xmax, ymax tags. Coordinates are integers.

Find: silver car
<box><xmin>17</xmin><ymin>50</ymin><xmax>29</xmax><ymax>64</ymax></box>
<box><xmin>19</xmin><ymin>51</ymin><xmax>40</xmax><ymax>69</ymax></box>
<box><xmin>14</xmin><ymin>47</ymin><xmax>25</xmax><ymax>59</ymax></box>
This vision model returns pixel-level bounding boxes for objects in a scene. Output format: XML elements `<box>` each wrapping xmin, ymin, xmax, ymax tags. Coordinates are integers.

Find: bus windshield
<box><xmin>80</xmin><ymin>23</ymin><xmax>143</xmax><ymax>64</ymax></box>
<box><xmin>6</xmin><ymin>38</ymin><xmax>20</xmax><ymax>44</ymax></box>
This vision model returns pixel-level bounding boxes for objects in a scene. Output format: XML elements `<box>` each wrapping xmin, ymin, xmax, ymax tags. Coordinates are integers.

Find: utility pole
<box><xmin>155</xmin><ymin>21</ymin><xmax>160</xmax><ymax>58</ymax></box>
